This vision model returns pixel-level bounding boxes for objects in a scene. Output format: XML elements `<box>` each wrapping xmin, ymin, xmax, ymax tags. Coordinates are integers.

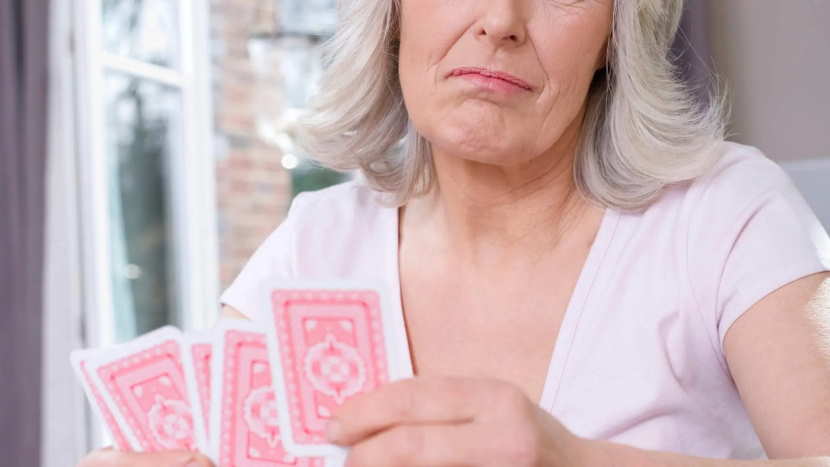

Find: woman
<box><xmin>80</xmin><ymin>0</ymin><xmax>830</xmax><ymax>466</ymax></box>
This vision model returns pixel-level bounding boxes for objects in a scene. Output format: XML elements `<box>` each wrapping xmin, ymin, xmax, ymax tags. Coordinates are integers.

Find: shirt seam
<box><xmin>718</xmin><ymin>257</ymin><xmax>829</xmax><ymax>352</ymax></box>
<box><xmin>547</xmin><ymin>209</ymin><xmax>621</xmax><ymax>412</ymax></box>
<box><xmin>684</xmin><ymin>179</ymin><xmax>788</xmax><ymax>378</ymax></box>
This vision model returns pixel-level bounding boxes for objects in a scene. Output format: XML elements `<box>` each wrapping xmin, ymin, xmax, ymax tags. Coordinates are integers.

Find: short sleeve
<box><xmin>219</xmin><ymin>192</ymin><xmax>308</xmax><ymax>320</ymax></box>
<box><xmin>687</xmin><ymin>157</ymin><xmax>830</xmax><ymax>355</ymax></box>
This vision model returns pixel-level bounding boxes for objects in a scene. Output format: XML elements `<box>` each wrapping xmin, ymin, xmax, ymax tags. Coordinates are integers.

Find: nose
<box><xmin>475</xmin><ymin>0</ymin><xmax>528</xmax><ymax>48</ymax></box>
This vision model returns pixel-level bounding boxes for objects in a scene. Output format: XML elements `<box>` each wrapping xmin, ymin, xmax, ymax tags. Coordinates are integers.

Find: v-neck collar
<box><xmin>383</xmin><ymin>199</ymin><xmax>620</xmax><ymax>412</ymax></box>
<box><xmin>537</xmin><ymin>207</ymin><xmax>620</xmax><ymax>412</ymax></box>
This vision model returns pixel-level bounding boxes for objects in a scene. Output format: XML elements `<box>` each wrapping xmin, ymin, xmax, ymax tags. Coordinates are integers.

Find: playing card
<box><xmin>265</xmin><ymin>283</ymin><xmax>413</xmax><ymax>457</ymax></box>
<box><xmin>86</xmin><ymin>326</ymin><xmax>201</xmax><ymax>452</ymax></box>
<box><xmin>185</xmin><ymin>332</ymin><xmax>213</xmax><ymax>451</ymax></box>
<box><xmin>209</xmin><ymin>320</ymin><xmax>325</xmax><ymax>466</ymax></box>
<box><xmin>70</xmin><ymin>349</ymin><xmax>133</xmax><ymax>451</ymax></box>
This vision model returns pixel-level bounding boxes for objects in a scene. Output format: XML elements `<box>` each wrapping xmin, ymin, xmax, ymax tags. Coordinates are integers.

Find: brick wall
<box><xmin>210</xmin><ymin>0</ymin><xmax>293</xmax><ymax>289</ymax></box>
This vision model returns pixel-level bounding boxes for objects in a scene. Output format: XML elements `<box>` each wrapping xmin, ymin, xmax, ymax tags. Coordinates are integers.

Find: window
<box><xmin>48</xmin><ymin>0</ymin><xmax>351</xmax><ymax>457</ymax></box>
<box><xmin>75</xmin><ymin>0</ymin><xmax>217</xmax><ymax>347</ymax></box>
<box><xmin>70</xmin><ymin>0</ymin><xmax>216</xmax><ymax>446</ymax></box>
<box><xmin>213</xmin><ymin>0</ymin><xmax>350</xmax><ymax>289</ymax></box>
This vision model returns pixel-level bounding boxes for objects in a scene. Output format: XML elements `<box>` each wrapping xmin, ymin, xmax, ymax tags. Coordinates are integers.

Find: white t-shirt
<box><xmin>220</xmin><ymin>141</ymin><xmax>830</xmax><ymax>459</ymax></box>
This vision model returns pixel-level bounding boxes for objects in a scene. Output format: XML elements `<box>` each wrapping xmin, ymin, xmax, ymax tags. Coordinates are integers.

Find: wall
<box><xmin>210</xmin><ymin>0</ymin><xmax>293</xmax><ymax>289</ymax></box>
<box><xmin>708</xmin><ymin>1</ymin><xmax>830</xmax><ymax>230</ymax></box>
<box><xmin>709</xmin><ymin>0</ymin><xmax>830</xmax><ymax>162</ymax></box>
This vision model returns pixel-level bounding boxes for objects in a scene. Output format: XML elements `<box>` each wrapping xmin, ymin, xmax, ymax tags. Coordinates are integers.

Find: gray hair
<box><xmin>296</xmin><ymin>0</ymin><xmax>726</xmax><ymax>211</ymax></box>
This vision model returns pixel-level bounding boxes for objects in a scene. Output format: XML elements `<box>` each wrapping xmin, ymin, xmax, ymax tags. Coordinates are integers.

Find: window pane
<box><xmin>212</xmin><ymin>1</ymin><xmax>351</xmax><ymax>289</ymax></box>
<box><xmin>280</xmin><ymin>0</ymin><xmax>337</xmax><ymax>35</ymax></box>
<box><xmin>102</xmin><ymin>0</ymin><xmax>180</xmax><ymax>68</ymax></box>
<box><xmin>104</xmin><ymin>72</ymin><xmax>181</xmax><ymax>342</ymax></box>
<box><xmin>275</xmin><ymin>35</ymin><xmax>323</xmax><ymax>109</ymax></box>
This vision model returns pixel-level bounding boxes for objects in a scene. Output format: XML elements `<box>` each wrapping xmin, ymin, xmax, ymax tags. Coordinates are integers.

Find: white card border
<box><xmin>207</xmin><ymin>319</ymin><xmax>263</xmax><ymax>462</ymax></box>
<box><xmin>260</xmin><ymin>278</ymin><xmax>411</xmax><ymax>458</ymax></box>
<box><xmin>70</xmin><ymin>348</ymin><xmax>136</xmax><ymax>451</ymax></box>
<box><xmin>210</xmin><ymin>318</ymin><xmax>345</xmax><ymax>465</ymax></box>
<box><xmin>83</xmin><ymin>326</ymin><xmax>188</xmax><ymax>452</ymax></box>
<box><xmin>183</xmin><ymin>330</ymin><xmax>212</xmax><ymax>456</ymax></box>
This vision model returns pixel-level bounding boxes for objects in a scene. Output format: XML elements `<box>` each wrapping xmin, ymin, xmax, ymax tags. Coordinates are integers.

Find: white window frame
<box><xmin>43</xmin><ymin>0</ymin><xmax>218</xmax><ymax>459</ymax></box>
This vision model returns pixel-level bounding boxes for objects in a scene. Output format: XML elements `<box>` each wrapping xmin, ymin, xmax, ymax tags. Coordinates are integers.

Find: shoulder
<box><xmin>685</xmin><ymin>140</ymin><xmax>795</xmax><ymax>207</ymax></box>
<box><xmin>663</xmin><ymin>140</ymin><xmax>820</xmax><ymax>253</ymax></box>
<box><xmin>288</xmin><ymin>178</ymin><xmax>390</xmax><ymax>229</ymax></box>
<box><xmin>638</xmin><ymin>141</ymin><xmax>798</xmax><ymax>226</ymax></box>
<box><xmin>290</xmin><ymin>177</ymin><xmax>380</xmax><ymax>209</ymax></box>
<box><xmin>631</xmin><ymin>141</ymin><xmax>797</xmax><ymax>234</ymax></box>
<box><xmin>283</xmin><ymin>178</ymin><xmax>395</xmax><ymax>277</ymax></box>
<box><xmin>218</xmin><ymin>179</ymin><xmax>393</xmax><ymax>316</ymax></box>
<box><xmin>677</xmin><ymin>141</ymin><xmax>829</xmax><ymax>314</ymax></box>
<box><xmin>677</xmin><ymin>141</ymin><xmax>821</xmax><ymax>249</ymax></box>
<box><xmin>634</xmin><ymin>140</ymin><xmax>828</xmax><ymax>297</ymax></box>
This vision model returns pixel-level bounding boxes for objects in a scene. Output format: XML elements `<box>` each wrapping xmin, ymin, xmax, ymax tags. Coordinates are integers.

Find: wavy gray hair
<box><xmin>296</xmin><ymin>0</ymin><xmax>726</xmax><ymax>211</ymax></box>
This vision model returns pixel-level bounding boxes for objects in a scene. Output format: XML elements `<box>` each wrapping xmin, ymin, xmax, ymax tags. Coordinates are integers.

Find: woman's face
<box><xmin>398</xmin><ymin>0</ymin><xmax>613</xmax><ymax>166</ymax></box>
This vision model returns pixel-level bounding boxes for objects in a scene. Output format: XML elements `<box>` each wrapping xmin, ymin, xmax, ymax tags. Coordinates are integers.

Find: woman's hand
<box><xmin>77</xmin><ymin>447</ymin><xmax>213</xmax><ymax>467</ymax></box>
<box><xmin>326</xmin><ymin>376</ymin><xmax>592</xmax><ymax>467</ymax></box>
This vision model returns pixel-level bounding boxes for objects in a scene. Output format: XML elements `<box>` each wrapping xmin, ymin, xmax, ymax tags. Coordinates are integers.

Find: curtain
<box><xmin>0</xmin><ymin>0</ymin><xmax>51</xmax><ymax>466</ymax></box>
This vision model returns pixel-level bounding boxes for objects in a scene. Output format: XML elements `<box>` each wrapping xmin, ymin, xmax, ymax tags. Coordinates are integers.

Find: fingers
<box><xmin>77</xmin><ymin>449</ymin><xmax>213</xmax><ymax>467</ymax></box>
<box><xmin>345</xmin><ymin>423</ymin><xmax>485</xmax><ymax>467</ymax></box>
<box><xmin>329</xmin><ymin>376</ymin><xmax>506</xmax><ymax>446</ymax></box>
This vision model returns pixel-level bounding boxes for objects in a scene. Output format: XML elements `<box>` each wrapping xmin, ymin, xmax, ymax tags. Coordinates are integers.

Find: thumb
<box><xmin>79</xmin><ymin>449</ymin><xmax>214</xmax><ymax>467</ymax></box>
<box><xmin>134</xmin><ymin>451</ymin><xmax>213</xmax><ymax>467</ymax></box>
<box><xmin>173</xmin><ymin>451</ymin><xmax>214</xmax><ymax>467</ymax></box>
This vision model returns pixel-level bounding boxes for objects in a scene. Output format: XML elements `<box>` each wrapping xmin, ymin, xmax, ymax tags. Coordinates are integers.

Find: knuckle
<box><xmin>76</xmin><ymin>449</ymin><xmax>200</xmax><ymax>467</ymax></box>
<box><xmin>444</xmin><ymin>377</ymin><xmax>469</xmax><ymax>403</ymax></box>
<box><xmin>395</xmin><ymin>384</ymin><xmax>418</xmax><ymax>419</ymax></box>
<box><xmin>346</xmin><ymin>426</ymin><xmax>423</xmax><ymax>467</ymax></box>
<box><xmin>508</xmin><ymin>425</ymin><xmax>542</xmax><ymax>466</ymax></box>
<box><xmin>483</xmin><ymin>382</ymin><xmax>542</xmax><ymax>466</ymax></box>
<box><xmin>490</xmin><ymin>381</ymin><xmax>527</xmax><ymax>414</ymax></box>
<box><xmin>344</xmin><ymin>445</ymin><xmax>370</xmax><ymax>467</ymax></box>
<box><xmin>346</xmin><ymin>442</ymin><xmax>388</xmax><ymax>467</ymax></box>
<box><xmin>339</xmin><ymin>389</ymin><xmax>372</xmax><ymax>419</ymax></box>
<box><xmin>390</xmin><ymin>426</ymin><xmax>424</xmax><ymax>463</ymax></box>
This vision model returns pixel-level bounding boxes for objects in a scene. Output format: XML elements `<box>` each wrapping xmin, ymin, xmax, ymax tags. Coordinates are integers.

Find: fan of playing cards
<box><xmin>71</xmin><ymin>285</ymin><xmax>413</xmax><ymax>466</ymax></box>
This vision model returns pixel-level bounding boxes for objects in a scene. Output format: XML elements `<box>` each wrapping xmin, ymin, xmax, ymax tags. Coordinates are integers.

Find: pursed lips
<box><xmin>447</xmin><ymin>67</ymin><xmax>535</xmax><ymax>92</ymax></box>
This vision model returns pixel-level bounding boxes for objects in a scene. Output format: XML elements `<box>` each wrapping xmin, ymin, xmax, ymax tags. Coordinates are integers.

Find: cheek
<box><xmin>397</xmin><ymin>42</ymin><xmax>433</xmax><ymax>137</ymax></box>
<box><xmin>535</xmin><ymin>9</ymin><xmax>610</xmax><ymax>93</ymax></box>
<box><xmin>530</xmin><ymin>27</ymin><xmax>609</xmax><ymax>136</ymax></box>
<box><xmin>398</xmin><ymin>1</ymin><xmax>456</xmax><ymax>80</ymax></box>
<box><xmin>398</xmin><ymin>0</ymin><xmax>470</xmax><ymax>111</ymax></box>
<box><xmin>396</xmin><ymin>19</ymin><xmax>461</xmax><ymax>157</ymax></box>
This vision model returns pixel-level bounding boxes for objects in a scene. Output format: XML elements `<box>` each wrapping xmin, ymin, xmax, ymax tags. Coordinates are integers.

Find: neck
<box><xmin>403</xmin><ymin>123</ymin><xmax>596</xmax><ymax>267</ymax></box>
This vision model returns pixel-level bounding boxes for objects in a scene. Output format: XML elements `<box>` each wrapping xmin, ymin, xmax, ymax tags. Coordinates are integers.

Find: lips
<box><xmin>448</xmin><ymin>67</ymin><xmax>534</xmax><ymax>92</ymax></box>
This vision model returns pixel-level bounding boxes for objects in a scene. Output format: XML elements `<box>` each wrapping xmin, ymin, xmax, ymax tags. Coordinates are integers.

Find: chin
<box><xmin>433</xmin><ymin>137</ymin><xmax>531</xmax><ymax>167</ymax></box>
<box><xmin>429</xmin><ymin>123</ymin><xmax>519</xmax><ymax>162</ymax></box>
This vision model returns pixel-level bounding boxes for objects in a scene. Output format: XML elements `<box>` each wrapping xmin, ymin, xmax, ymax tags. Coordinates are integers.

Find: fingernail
<box><xmin>325</xmin><ymin>419</ymin><xmax>341</xmax><ymax>442</ymax></box>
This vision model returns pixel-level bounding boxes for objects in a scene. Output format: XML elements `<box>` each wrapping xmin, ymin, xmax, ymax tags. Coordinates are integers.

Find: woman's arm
<box><xmin>327</xmin><ymin>274</ymin><xmax>830</xmax><ymax>466</ymax></box>
<box><xmin>578</xmin><ymin>272</ymin><xmax>830</xmax><ymax>467</ymax></box>
<box><xmin>585</xmin><ymin>441</ymin><xmax>830</xmax><ymax>467</ymax></box>
<box><xmin>326</xmin><ymin>375</ymin><xmax>830</xmax><ymax>467</ymax></box>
